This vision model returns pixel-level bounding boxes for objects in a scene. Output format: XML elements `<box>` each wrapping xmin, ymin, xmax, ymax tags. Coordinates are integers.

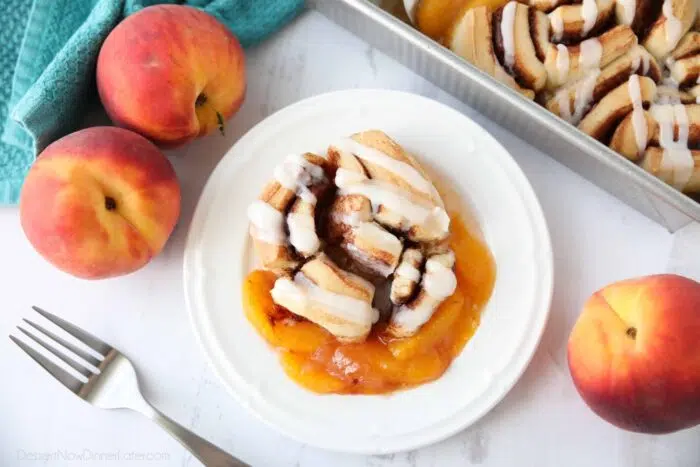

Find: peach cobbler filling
<box><xmin>243</xmin><ymin>214</ymin><xmax>495</xmax><ymax>394</ymax></box>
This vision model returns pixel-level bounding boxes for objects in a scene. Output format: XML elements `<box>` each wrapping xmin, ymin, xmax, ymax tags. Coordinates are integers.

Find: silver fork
<box><xmin>10</xmin><ymin>306</ymin><xmax>249</xmax><ymax>467</ymax></box>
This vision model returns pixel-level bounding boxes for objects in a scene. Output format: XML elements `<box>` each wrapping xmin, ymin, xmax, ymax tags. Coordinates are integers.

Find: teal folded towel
<box><xmin>0</xmin><ymin>0</ymin><xmax>305</xmax><ymax>205</ymax></box>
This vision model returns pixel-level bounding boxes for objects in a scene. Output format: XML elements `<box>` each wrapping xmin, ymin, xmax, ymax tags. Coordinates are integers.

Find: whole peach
<box><xmin>96</xmin><ymin>5</ymin><xmax>246</xmax><ymax>147</ymax></box>
<box><xmin>19</xmin><ymin>127</ymin><xmax>181</xmax><ymax>279</ymax></box>
<box><xmin>568</xmin><ymin>274</ymin><xmax>700</xmax><ymax>434</ymax></box>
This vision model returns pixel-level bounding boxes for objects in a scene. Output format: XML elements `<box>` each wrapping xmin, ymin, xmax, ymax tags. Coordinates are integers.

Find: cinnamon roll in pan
<box><xmin>667</xmin><ymin>32</ymin><xmax>700</xmax><ymax>87</ymax></box>
<box><xmin>547</xmin><ymin>0</ymin><xmax>616</xmax><ymax>43</ymax></box>
<box><xmin>544</xmin><ymin>25</ymin><xmax>638</xmax><ymax>91</ymax></box>
<box><xmin>611</xmin><ymin>103</ymin><xmax>700</xmax><ymax>166</ymax></box>
<box><xmin>578</xmin><ymin>75</ymin><xmax>657</xmax><ymax>143</ymax></box>
<box><xmin>641</xmin><ymin>148</ymin><xmax>700</xmax><ymax>193</ymax></box>
<box><xmin>491</xmin><ymin>2</ymin><xmax>549</xmax><ymax>92</ymax></box>
<box><xmin>431</xmin><ymin>0</ymin><xmax>699</xmax><ymax>196</ymax></box>
<box><xmin>642</xmin><ymin>0</ymin><xmax>697</xmax><ymax>60</ymax></box>
<box><xmin>545</xmin><ymin>45</ymin><xmax>661</xmax><ymax>125</ymax></box>
<box><xmin>445</xmin><ymin>5</ymin><xmax>536</xmax><ymax>99</ymax></box>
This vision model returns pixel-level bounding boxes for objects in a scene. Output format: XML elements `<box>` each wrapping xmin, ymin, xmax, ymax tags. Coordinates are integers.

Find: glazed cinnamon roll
<box><xmin>545</xmin><ymin>45</ymin><xmax>661</xmax><ymax>125</ymax></box>
<box><xmin>611</xmin><ymin>102</ymin><xmax>700</xmax><ymax>193</ymax></box>
<box><xmin>249</xmin><ymin>130</ymin><xmax>459</xmax><ymax>342</ymax></box>
<box><xmin>445</xmin><ymin>4</ymin><xmax>539</xmax><ymax>99</ymax></box>
<box><xmin>547</xmin><ymin>0</ymin><xmax>616</xmax><ymax>43</ymax></box>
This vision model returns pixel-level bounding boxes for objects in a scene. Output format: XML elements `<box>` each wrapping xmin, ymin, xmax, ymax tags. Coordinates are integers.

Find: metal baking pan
<box><xmin>309</xmin><ymin>0</ymin><xmax>700</xmax><ymax>232</ymax></box>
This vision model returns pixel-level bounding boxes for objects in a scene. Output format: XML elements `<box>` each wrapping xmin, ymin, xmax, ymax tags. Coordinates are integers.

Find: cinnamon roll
<box><xmin>445</xmin><ymin>4</ymin><xmax>537</xmax><ymax>99</ymax></box>
<box><xmin>248</xmin><ymin>130</ymin><xmax>459</xmax><ymax>342</ymax></box>
<box><xmin>547</xmin><ymin>0</ymin><xmax>616</xmax><ymax>43</ymax></box>
<box><xmin>611</xmin><ymin>102</ymin><xmax>700</xmax><ymax>193</ymax></box>
<box><xmin>640</xmin><ymin>148</ymin><xmax>700</xmax><ymax>193</ymax></box>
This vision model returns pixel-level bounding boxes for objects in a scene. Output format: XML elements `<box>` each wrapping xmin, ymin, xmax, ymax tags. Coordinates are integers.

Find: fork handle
<box><xmin>147</xmin><ymin>407</ymin><xmax>250</xmax><ymax>467</ymax></box>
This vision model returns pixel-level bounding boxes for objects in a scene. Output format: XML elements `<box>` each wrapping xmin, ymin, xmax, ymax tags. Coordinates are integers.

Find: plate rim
<box><xmin>182</xmin><ymin>88</ymin><xmax>555</xmax><ymax>454</ymax></box>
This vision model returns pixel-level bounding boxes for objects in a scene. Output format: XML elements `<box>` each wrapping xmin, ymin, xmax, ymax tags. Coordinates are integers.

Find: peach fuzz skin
<box><xmin>96</xmin><ymin>5</ymin><xmax>246</xmax><ymax>147</ymax></box>
<box><xmin>19</xmin><ymin>127</ymin><xmax>181</xmax><ymax>280</ymax></box>
<box><xmin>567</xmin><ymin>274</ymin><xmax>700</xmax><ymax>434</ymax></box>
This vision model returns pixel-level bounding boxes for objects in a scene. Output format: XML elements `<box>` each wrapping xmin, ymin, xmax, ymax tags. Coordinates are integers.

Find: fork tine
<box><xmin>32</xmin><ymin>306</ymin><xmax>112</xmax><ymax>356</ymax></box>
<box><xmin>10</xmin><ymin>335</ymin><xmax>83</xmax><ymax>394</ymax></box>
<box><xmin>23</xmin><ymin>319</ymin><xmax>101</xmax><ymax>367</ymax></box>
<box><xmin>17</xmin><ymin>327</ymin><xmax>94</xmax><ymax>378</ymax></box>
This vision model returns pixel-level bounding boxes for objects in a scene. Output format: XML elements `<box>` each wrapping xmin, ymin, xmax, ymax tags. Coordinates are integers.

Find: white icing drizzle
<box><xmin>641</xmin><ymin>52</ymin><xmax>650</xmax><ymax>75</ymax></box>
<box><xmin>332</xmin><ymin>211</ymin><xmax>364</xmax><ymax>227</ymax></box>
<box><xmin>340</xmin><ymin>179</ymin><xmax>445</xmax><ymax>228</ymax></box>
<box><xmin>334</xmin><ymin>138</ymin><xmax>435</xmax><ymax>196</ymax></box>
<box><xmin>287</xmin><ymin>211</ymin><xmax>319</xmax><ymax>256</ymax></box>
<box><xmin>273</xmin><ymin>153</ymin><xmax>325</xmax><ymax>205</ymax></box>
<box><xmin>628</xmin><ymin>75</ymin><xmax>648</xmax><ymax>156</ymax></box>
<box><xmin>573</xmin><ymin>70</ymin><xmax>600</xmax><ymax>124</ymax></box>
<box><xmin>662</xmin><ymin>0</ymin><xmax>683</xmax><ymax>51</ymax></box>
<box><xmin>298</xmin><ymin>188</ymin><xmax>316</xmax><ymax>204</ymax></box>
<box><xmin>335</xmin><ymin>168</ymin><xmax>367</xmax><ymax>188</ymax></box>
<box><xmin>274</xmin><ymin>154</ymin><xmax>324</xmax><ymax>192</ymax></box>
<box><xmin>271</xmin><ymin>274</ymin><xmax>379</xmax><ymax>330</ymax></box>
<box><xmin>631</xmin><ymin>49</ymin><xmax>651</xmax><ymax>76</ymax></box>
<box><xmin>394</xmin><ymin>262</ymin><xmax>421</xmax><ymax>283</ymax></box>
<box><xmin>248</xmin><ymin>153</ymin><xmax>326</xmax><ymax>246</ymax></box>
<box><xmin>618</xmin><ymin>0</ymin><xmax>636</xmax><ymax>25</ymax></box>
<box><xmin>501</xmin><ymin>2</ymin><xmax>517</xmax><ymax>72</ymax></box>
<box><xmin>579</xmin><ymin>38</ymin><xmax>602</xmax><ymax>71</ymax></box>
<box><xmin>423</xmin><ymin>257</ymin><xmax>457</xmax><ymax>299</ymax></box>
<box><xmin>675</xmin><ymin>104</ymin><xmax>690</xmax><ymax>150</ymax></box>
<box><xmin>581</xmin><ymin>0</ymin><xmax>598</xmax><ymax>36</ymax></box>
<box><xmin>391</xmin><ymin>254</ymin><xmax>457</xmax><ymax>333</ymax></box>
<box><xmin>650</xmin><ymin>103</ymin><xmax>694</xmax><ymax>191</ymax></box>
<box><xmin>658</xmin><ymin>76</ymin><xmax>681</xmax><ymax>105</ymax></box>
<box><xmin>550</xmin><ymin>9</ymin><xmax>564</xmax><ymax>42</ymax></box>
<box><xmin>631</xmin><ymin>52</ymin><xmax>641</xmax><ymax>73</ymax></box>
<box><xmin>556</xmin><ymin>44</ymin><xmax>570</xmax><ymax>83</ymax></box>
<box><xmin>665</xmin><ymin>56</ymin><xmax>676</xmax><ymax>70</ymax></box>
<box><xmin>556</xmin><ymin>70</ymin><xmax>600</xmax><ymax>124</ymax></box>
<box><xmin>556</xmin><ymin>89</ymin><xmax>573</xmax><ymax>122</ymax></box>
<box><xmin>247</xmin><ymin>200</ymin><xmax>287</xmax><ymax>245</ymax></box>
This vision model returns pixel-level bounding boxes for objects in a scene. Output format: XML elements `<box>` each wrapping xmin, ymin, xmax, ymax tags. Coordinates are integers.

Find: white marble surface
<box><xmin>2</xmin><ymin>9</ymin><xmax>700</xmax><ymax>467</ymax></box>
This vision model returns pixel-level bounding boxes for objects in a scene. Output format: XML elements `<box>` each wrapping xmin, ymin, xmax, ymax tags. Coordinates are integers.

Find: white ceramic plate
<box><xmin>183</xmin><ymin>89</ymin><xmax>553</xmax><ymax>454</ymax></box>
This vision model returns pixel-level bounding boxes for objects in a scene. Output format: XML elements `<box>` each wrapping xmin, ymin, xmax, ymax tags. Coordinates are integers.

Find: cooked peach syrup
<box><xmin>242</xmin><ymin>214</ymin><xmax>496</xmax><ymax>394</ymax></box>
